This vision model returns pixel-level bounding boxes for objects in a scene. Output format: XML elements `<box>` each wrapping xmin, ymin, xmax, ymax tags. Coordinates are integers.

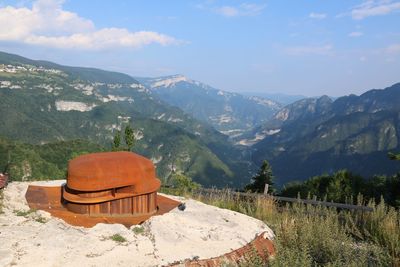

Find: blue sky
<box><xmin>0</xmin><ymin>0</ymin><xmax>399</xmax><ymax>96</ymax></box>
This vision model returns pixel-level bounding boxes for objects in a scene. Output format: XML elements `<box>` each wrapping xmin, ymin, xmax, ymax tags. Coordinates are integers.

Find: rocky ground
<box><xmin>0</xmin><ymin>181</ymin><xmax>274</xmax><ymax>267</ymax></box>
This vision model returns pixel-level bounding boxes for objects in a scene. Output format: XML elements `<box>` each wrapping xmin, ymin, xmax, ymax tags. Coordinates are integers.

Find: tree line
<box><xmin>112</xmin><ymin>124</ymin><xmax>135</xmax><ymax>152</ymax></box>
<box><xmin>112</xmin><ymin>124</ymin><xmax>400</xmax><ymax>207</ymax></box>
<box><xmin>245</xmin><ymin>153</ymin><xmax>400</xmax><ymax>208</ymax></box>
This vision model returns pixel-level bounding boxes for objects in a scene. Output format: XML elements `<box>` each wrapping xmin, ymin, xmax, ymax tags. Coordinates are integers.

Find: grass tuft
<box><xmin>34</xmin><ymin>216</ymin><xmax>47</xmax><ymax>223</ymax></box>
<box><xmin>132</xmin><ymin>226</ymin><xmax>145</xmax><ymax>235</ymax></box>
<box><xmin>109</xmin><ymin>234</ymin><xmax>127</xmax><ymax>243</ymax></box>
<box><xmin>14</xmin><ymin>209</ymin><xmax>35</xmax><ymax>217</ymax></box>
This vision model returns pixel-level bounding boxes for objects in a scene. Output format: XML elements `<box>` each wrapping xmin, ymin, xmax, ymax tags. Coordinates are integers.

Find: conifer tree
<box><xmin>124</xmin><ymin>125</ymin><xmax>134</xmax><ymax>151</ymax></box>
<box><xmin>388</xmin><ymin>152</ymin><xmax>400</xmax><ymax>161</ymax></box>
<box><xmin>112</xmin><ymin>130</ymin><xmax>121</xmax><ymax>151</ymax></box>
<box><xmin>245</xmin><ymin>160</ymin><xmax>274</xmax><ymax>193</ymax></box>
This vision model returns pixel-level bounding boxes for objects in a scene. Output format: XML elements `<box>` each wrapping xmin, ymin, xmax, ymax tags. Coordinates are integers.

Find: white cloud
<box><xmin>214</xmin><ymin>3</ymin><xmax>266</xmax><ymax>17</ymax></box>
<box><xmin>216</xmin><ymin>6</ymin><xmax>239</xmax><ymax>17</ymax></box>
<box><xmin>360</xmin><ymin>56</ymin><xmax>367</xmax><ymax>61</ymax></box>
<box><xmin>0</xmin><ymin>0</ymin><xmax>179</xmax><ymax>50</ymax></box>
<box><xmin>309</xmin><ymin>12</ymin><xmax>327</xmax><ymax>19</ymax></box>
<box><xmin>386</xmin><ymin>43</ymin><xmax>400</xmax><ymax>53</ymax></box>
<box><xmin>348</xmin><ymin>31</ymin><xmax>364</xmax><ymax>37</ymax></box>
<box><xmin>351</xmin><ymin>0</ymin><xmax>400</xmax><ymax>20</ymax></box>
<box><xmin>240</xmin><ymin>3</ymin><xmax>266</xmax><ymax>15</ymax></box>
<box><xmin>24</xmin><ymin>29</ymin><xmax>178</xmax><ymax>49</ymax></box>
<box><xmin>285</xmin><ymin>44</ymin><xmax>333</xmax><ymax>56</ymax></box>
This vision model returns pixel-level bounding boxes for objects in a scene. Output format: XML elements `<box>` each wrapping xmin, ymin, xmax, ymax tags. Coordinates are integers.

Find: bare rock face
<box><xmin>55</xmin><ymin>101</ymin><xmax>97</xmax><ymax>112</ymax></box>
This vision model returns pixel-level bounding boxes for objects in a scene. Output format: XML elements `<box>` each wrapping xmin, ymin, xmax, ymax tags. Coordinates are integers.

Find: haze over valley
<box><xmin>0</xmin><ymin>50</ymin><xmax>399</xmax><ymax>189</ymax></box>
<box><xmin>0</xmin><ymin>0</ymin><xmax>399</xmax><ymax>188</ymax></box>
<box><xmin>1</xmin><ymin>2</ymin><xmax>400</xmax><ymax>265</ymax></box>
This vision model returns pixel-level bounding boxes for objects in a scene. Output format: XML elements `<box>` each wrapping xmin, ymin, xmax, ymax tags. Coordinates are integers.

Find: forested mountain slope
<box><xmin>252</xmin><ymin>83</ymin><xmax>400</xmax><ymax>185</ymax></box>
<box><xmin>137</xmin><ymin>75</ymin><xmax>281</xmax><ymax>137</ymax></box>
<box><xmin>0</xmin><ymin>51</ymin><xmax>253</xmax><ymax>187</ymax></box>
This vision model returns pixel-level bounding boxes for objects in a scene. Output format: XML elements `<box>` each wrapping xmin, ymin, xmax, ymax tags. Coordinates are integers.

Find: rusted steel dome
<box><xmin>62</xmin><ymin>151</ymin><xmax>161</xmax><ymax>217</ymax></box>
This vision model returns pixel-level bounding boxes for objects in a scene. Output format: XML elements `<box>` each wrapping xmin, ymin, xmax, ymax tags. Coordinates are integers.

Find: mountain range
<box><xmin>1</xmin><ymin>50</ymin><xmax>399</xmax><ymax>188</ymax></box>
<box><xmin>240</xmin><ymin>91</ymin><xmax>306</xmax><ymax>106</ymax></box>
<box><xmin>251</xmin><ymin>84</ymin><xmax>400</xmax><ymax>185</ymax></box>
<box><xmin>137</xmin><ymin>75</ymin><xmax>281</xmax><ymax>137</ymax></box>
<box><xmin>0</xmin><ymin>51</ymin><xmax>252</xmax><ymax>187</ymax></box>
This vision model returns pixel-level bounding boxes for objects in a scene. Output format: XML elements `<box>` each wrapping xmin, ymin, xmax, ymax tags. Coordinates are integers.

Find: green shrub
<box><xmin>14</xmin><ymin>209</ymin><xmax>35</xmax><ymax>217</ymax></box>
<box><xmin>163</xmin><ymin>172</ymin><xmax>201</xmax><ymax>195</ymax></box>
<box><xmin>109</xmin><ymin>234</ymin><xmax>127</xmax><ymax>243</ymax></box>
<box><xmin>132</xmin><ymin>226</ymin><xmax>145</xmax><ymax>235</ymax></box>
<box><xmin>238</xmin><ymin>245</ymin><xmax>266</xmax><ymax>267</ymax></box>
<box><xmin>35</xmin><ymin>216</ymin><xmax>47</xmax><ymax>223</ymax></box>
<box><xmin>344</xmin><ymin>197</ymin><xmax>400</xmax><ymax>264</ymax></box>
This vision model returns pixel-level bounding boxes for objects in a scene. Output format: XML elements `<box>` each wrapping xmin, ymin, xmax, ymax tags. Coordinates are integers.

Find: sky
<box><xmin>0</xmin><ymin>0</ymin><xmax>399</xmax><ymax>96</ymax></box>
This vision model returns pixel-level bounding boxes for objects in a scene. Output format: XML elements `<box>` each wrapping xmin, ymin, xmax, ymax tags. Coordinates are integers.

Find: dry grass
<box><xmin>173</xmin><ymin>188</ymin><xmax>399</xmax><ymax>266</ymax></box>
<box><xmin>344</xmin><ymin>197</ymin><xmax>400</xmax><ymax>266</ymax></box>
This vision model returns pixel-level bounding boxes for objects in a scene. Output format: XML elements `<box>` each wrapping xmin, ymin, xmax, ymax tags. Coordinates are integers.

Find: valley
<box><xmin>0</xmin><ymin>51</ymin><xmax>252</xmax><ymax>188</ymax></box>
<box><xmin>1</xmin><ymin>51</ymin><xmax>400</xmax><ymax>189</ymax></box>
<box><xmin>137</xmin><ymin>75</ymin><xmax>282</xmax><ymax>137</ymax></box>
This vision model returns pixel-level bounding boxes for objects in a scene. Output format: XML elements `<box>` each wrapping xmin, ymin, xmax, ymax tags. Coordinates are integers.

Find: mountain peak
<box><xmin>318</xmin><ymin>95</ymin><xmax>332</xmax><ymax>101</ymax></box>
<box><xmin>150</xmin><ymin>74</ymin><xmax>190</xmax><ymax>88</ymax></box>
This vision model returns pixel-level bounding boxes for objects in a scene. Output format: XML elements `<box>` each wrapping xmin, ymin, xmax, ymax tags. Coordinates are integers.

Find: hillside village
<box><xmin>0</xmin><ymin>64</ymin><xmax>63</xmax><ymax>74</ymax></box>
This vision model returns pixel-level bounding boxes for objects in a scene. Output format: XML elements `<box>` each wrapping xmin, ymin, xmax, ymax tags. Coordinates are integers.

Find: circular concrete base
<box><xmin>1</xmin><ymin>181</ymin><xmax>275</xmax><ymax>267</ymax></box>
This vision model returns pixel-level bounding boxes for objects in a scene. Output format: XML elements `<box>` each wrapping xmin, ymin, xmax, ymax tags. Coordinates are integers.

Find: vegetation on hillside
<box><xmin>0</xmin><ymin>131</ymin><xmax>243</xmax><ymax>187</ymax></box>
<box><xmin>162</xmin><ymin>156</ymin><xmax>400</xmax><ymax>265</ymax></box>
<box><xmin>111</xmin><ymin>130</ymin><xmax>122</xmax><ymax>151</ymax></box>
<box><xmin>167</xmin><ymin>188</ymin><xmax>400</xmax><ymax>266</ymax></box>
<box><xmin>253</xmin><ymin>83</ymin><xmax>400</xmax><ymax>185</ymax></box>
<box><xmin>166</xmin><ymin>172</ymin><xmax>201</xmax><ymax>194</ymax></box>
<box><xmin>281</xmin><ymin>169</ymin><xmax>400</xmax><ymax>208</ymax></box>
<box><xmin>137</xmin><ymin>75</ymin><xmax>282</xmax><ymax>133</ymax></box>
<box><xmin>0</xmin><ymin>56</ymin><xmax>253</xmax><ymax>187</ymax></box>
<box><xmin>245</xmin><ymin>160</ymin><xmax>275</xmax><ymax>194</ymax></box>
<box><xmin>0</xmin><ymin>137</ymin><xmax>104</xmax><ymax>181</ymax></box>
<box><xmin>389</xmin><ymin>152</ymin><xmax>400</xmax><ymax>161</ymax></box>
<box><xmin>124</xmin><ymin>124</ymin><xmax>135</xmax><ymax>151</ymax></box>
<box><xmin>111</xmin><ymin>124</ymin><xmax>135</xmax><ymax>151</ymax></box>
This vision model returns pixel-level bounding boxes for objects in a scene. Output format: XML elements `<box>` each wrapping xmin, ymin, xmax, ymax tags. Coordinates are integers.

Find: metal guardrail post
<box><xmin>264</xmin><ymin>184</ymin><xmax>269</xmax><ymax>195</ymax></box>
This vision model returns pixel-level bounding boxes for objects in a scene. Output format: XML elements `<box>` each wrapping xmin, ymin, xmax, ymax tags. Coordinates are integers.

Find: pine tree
<box><xmin>112</xmin><ymin>130</ymin><xmax>121</xmax><ymax>151</ymax></box>
<box><xmin>388</xmin><ymin>152</ymin><xmax>400</xmax><ymax>161</ymax></box>
<box><xmin>124</xmin><ymin>125</ymin><xmax>134</xmax><ymax>151</ymax></box>
<box><xmin>245</xmin><ymin>160</ymin><xmax>274</xmax><ymax>193</ymax></box>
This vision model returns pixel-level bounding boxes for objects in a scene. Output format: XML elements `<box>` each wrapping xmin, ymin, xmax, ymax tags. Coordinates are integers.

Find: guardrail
<box><xmin>192</xmin><ymin>188</ymin><xmax>373</xmax><ymax>212</ymax></box>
